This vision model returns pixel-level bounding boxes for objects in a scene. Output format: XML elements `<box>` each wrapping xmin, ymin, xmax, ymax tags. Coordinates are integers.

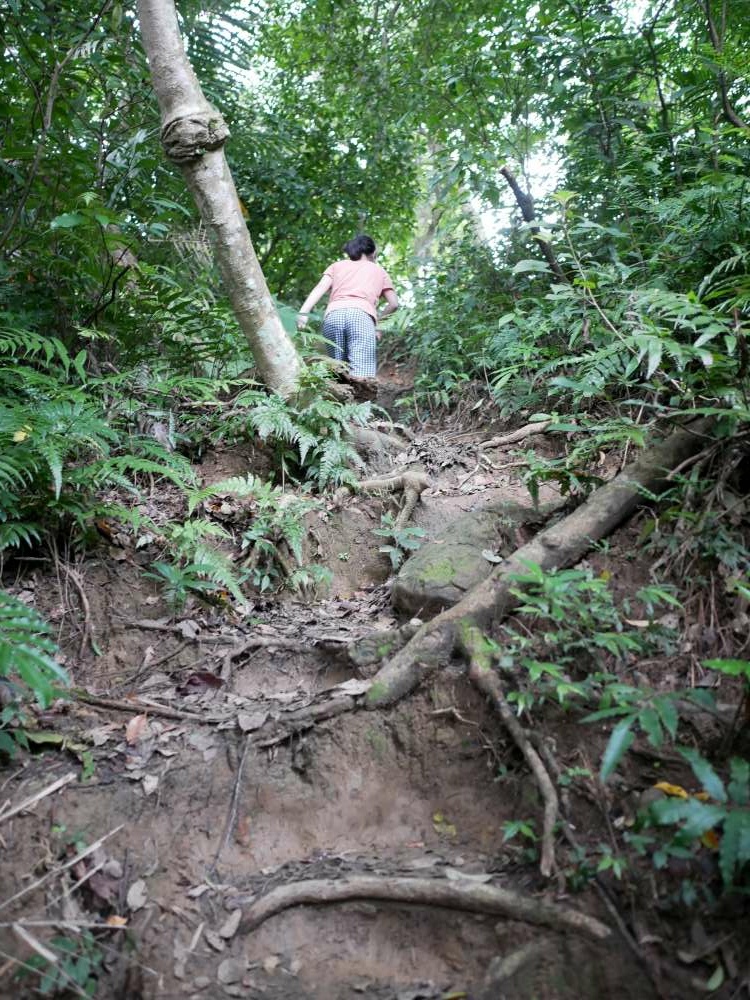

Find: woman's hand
<box><xmin>296</xmin><ymin>313</ymin><xmax>309</xmax><ymax>331</ymax></box>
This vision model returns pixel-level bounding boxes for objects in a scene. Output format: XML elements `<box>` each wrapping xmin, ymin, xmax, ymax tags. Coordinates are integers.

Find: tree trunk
<box><xmin>136</xmin><ymin>0</ymin><xmax>301</xmax><ymax>397</ymax></box>
<box><xmin>500</xmin><ymin>167</ymin><xmax>568</xmax><ymax>283</ymax></box>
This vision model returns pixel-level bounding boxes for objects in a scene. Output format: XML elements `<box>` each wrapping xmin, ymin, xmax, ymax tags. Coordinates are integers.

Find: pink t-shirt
<box><xmin>323</xmin><ymin>258</ymin><xmax>394</xmax><ymax>321</ymax></box>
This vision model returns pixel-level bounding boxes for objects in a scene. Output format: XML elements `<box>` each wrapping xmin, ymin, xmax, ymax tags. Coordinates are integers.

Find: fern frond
<box><xmin>92</xmin><ymin>454</ymin><xmax>193</xmax><ymax>490</ymax></box>
<box><xmin>0</xmin><ymin>522</ymin><xmax>42</xmax><ymax>551</ymax></box>
<box><xmin>316</xmin><ymin>438</ymin><xmax>364</xmax><ymax>490</ymax></box>
<box><xmin>0</xmin><ymin>592</ymin><xmax>69</xmax><ymax>707</ymax></box>
<box><xmin>0</xmin><ymin>327</ymin><xmax>72</xmax><ymax>367</ymax></box>
<box><xmin>248</xmin><ymin>398</ymin><xmax>300</xmax><ymax>443</ymax></box>
<box><xmin>187</xmin><ymin>474</ymin><xmax>269</xmax><ymax>514</ymax></box>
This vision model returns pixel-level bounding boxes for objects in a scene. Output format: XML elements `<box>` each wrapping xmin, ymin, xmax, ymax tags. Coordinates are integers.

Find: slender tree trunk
<box><xmin>136</xmin><ymin>0</ymin><xmax>301</xmax><ymax>396</ymax></box>
<box><xmin>500</xmin><ymin>168</ymin><xmax>568</xmax><ymax>283</ymax></box>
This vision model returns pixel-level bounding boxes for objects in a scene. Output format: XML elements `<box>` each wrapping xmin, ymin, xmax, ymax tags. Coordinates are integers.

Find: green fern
<box><xmin>187</xmin><ymin>473</ymin><xmax>272</xmax><ymax>514</ymax></box>
<box><xmin>162</xmin><ymin>519</ymin><xmax>245</xmax><ymax>604</ymax></box>
<box><xmin>317</xmin><ymin>437</ymin><xmax>364</xmax><ymax>489</ymax></box>
<box><xmin>0</xmin><ymin>592</ymin><xmax>69</xmax><ymax>755</ymax></box>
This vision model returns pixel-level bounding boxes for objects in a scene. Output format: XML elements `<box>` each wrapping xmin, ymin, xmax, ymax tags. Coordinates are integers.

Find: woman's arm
<box><xmin>377</xmin><ymin>288</ymin><xmax>399</xmax><ymax>322</ymax></box>
<box><xmin>297</xmin><ymin>274</ymin><xmax>333</xmax><ymax>329</ymax></box>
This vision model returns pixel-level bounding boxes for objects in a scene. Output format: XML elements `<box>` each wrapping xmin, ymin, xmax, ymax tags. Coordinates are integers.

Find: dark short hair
<box><xmin>343</xmin><ymin>234</ymin><xmax>376</xmax><ymax>260</ymax></box>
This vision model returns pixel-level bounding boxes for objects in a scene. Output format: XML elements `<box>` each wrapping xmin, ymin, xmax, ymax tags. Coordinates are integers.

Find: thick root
<box><xmin>353</xmin><ymin>469</ymin><xmax>431</xmax><ymax>528</ymax></box>
<box><xmin>367</xmin><ymin>418</ymin><xmax>714</xmax><ymax>708</ymax></box>
<box><xmin>229</xmin><ymin>874</ymin><xmax>611</xmax><ymax>940</ymax></box>
<box><xmin>480</xmin><ymin>420</ymin><xmax>552</xmax><ymax>449</ymax></box>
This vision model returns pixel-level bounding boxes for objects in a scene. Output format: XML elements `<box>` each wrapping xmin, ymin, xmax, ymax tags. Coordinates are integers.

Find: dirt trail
<box><xmin>0</xmin><ymin>367</ymin><xmax>710</xmax><ymax>999</ymax></box>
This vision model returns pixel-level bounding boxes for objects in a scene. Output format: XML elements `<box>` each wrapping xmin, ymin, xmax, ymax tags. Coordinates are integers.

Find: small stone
<box><xmin>218</xmin><ymin>909</ymin><xmax>242</xmax><ymax>939</ymax></box>
<box><xmin>193</xmin><ymin>977</ymin><xmax>211</xmax><ymax>990</ymax></box>
<box><xmin>103</xmin><ymin>859</ymin><xmax>123</xmax><ymax>879</ymax></box>
<box><xmin>205</xmin><ymin>930</ymin><xmax>225</xmax><ymax>953</ymax></box>
<box><xmin>217</xmin><ymin>958</ymin><xmax>245</xmax><ymax>985</ymax></box>
<box><xmin>262</xmin><ymin>955</ymin><xmax>280</xmax><ymax>974</ymax></box>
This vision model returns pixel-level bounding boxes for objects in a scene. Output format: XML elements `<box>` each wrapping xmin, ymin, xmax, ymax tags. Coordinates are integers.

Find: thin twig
<box><xmin>212</xmin><ymin>736</ymin><xmax>251</xmax><ymax>868</ymax></box>
<box><xmin>0</xmin><ymin>772</ymin><xmax>76</xmax><ymax>825</ymax></box>
<box><xmin>1</xmin><ymin>919</ymin><xmax>128</xmax><ymax>930</ymax></box>
<box><xmin>73</xmin><ymin>689</ymin><xmax>211</xmax><ymax>723</ymax></box>
<box><xmin>0</xmin><ymin>825</ymin><xmax>124</xmax><ymax>913</ymax></box>
<box><xmin>60</xmin><ymin>564</ymin><xmax>96</xmax><ymax>658</ymax></box>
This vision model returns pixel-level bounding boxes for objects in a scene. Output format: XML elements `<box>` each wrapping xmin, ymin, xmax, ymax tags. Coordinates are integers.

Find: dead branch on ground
<box><xmin>0</xmin><ymin>773</ymin><xmax>76</xmax><ymax>825</ymax></box>
<box><xmin>229</xmin><ymin>874</ymin><xmax>610</xmax><ymax>939</ymax></box>
<box><xmin>73</xmin><ymin>689</ymin><xmax>209</xmax><ymax>722</ymax></box>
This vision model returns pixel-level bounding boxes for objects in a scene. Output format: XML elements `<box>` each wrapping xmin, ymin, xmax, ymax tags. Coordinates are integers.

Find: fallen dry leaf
<box><xmin>142</xmin><ymin>774</ymin><xmax>159</xmax><ymax>796</ymax></box>
<box><xmin>217</xmin><ymin>958</ymin><xmax>245</xmax><ymax>985</ymax></box>
<box><xmin>177</xmin><ymin>671</ymin><xmax>224</xmax><ymax>695</ymax></box>
<box><xmin>218</xmin><ymin>909</ymin><xmax>242</xmax><ymax>940</ymax></box>
<box><xmin>237</xmin><ymin>711</ymin><xmax>267</xmax><ymax>733</ymax></box>
<box><xmin>88</xmin><ymin>872</ymin><xmax>119</xmax><ymax>904</ymax></box>
<box><xmin>125</xmin><ymin>714</ymin><xmax>148</xmax><ymax>746</ymax></box>
<box><xmin>205</xmin><ymin>930</ymin><xmax>226</xmax><ymax>953</ymax></box>
<box><xmin>126</xmin><ymin>878</ymin><xmax>148</xmax><ymax>911</ymax></box>
<box><xmin>106</xmin><ymin>915</ymin><xmax>128</xmax><ymax>928</ymax></box>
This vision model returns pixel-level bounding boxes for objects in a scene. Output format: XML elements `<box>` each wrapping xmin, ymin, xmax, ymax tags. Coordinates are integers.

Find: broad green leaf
<box><xmin>704</xmin><ymin>658</ymin><xmax>750</xmax><ymax>680</ymax></box>
<box><xmin>718</xmin><ymin>808</ymin><xmax>750</xmax><ymax>885</ymax></box>
<box><xmin>638</xmin><ymin>706</ymin><xmax>662</xmax><ymax>746</ymax></box>
<box><xmin>680</xmin><ymin>747</ymin><xmax>727</xmax><ymax>802</ymax></box>
<box><xmin>50</xmin><ymin>212</ymin><xmax>86</xmax><ymax>229</ymax></box>
<box><xmin>600</xmin><ymin>717</ymin><xmax>635</xmax><ymax>782</ymax></box>
<box><xmin>653</xmin><ymin>696</ymin><xmax>678</xmax><ymax>740</ymax></box>
<box><xmin>511</xmin><ymin>259</ymin><xmax>551</xmax><ymax>275</ymax></box>
<box><xmin>728</xmin><ymin>758</ymin><xmax>750</xmax><ymax>805</ymax></box>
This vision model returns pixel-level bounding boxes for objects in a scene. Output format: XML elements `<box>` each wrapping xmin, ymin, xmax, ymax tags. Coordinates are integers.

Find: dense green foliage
<box><xmin>1</xmin><ymin>0</ymin><xmax>749</xmax><ymax>969</ymax></box>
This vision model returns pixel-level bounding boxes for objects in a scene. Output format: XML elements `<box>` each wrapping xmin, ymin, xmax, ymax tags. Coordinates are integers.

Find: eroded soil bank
<box><xmin>1</xmin><ymin>375</ymin><xmax>746</xmax><ymax>999</ymax></box>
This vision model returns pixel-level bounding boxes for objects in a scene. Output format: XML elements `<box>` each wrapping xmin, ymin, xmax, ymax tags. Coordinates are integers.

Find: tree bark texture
<box><xmin>367</xmin><ymin>418</ymin><xmax>714</xmax><ymax>707</ymax></box>
<box><xmin>230</xmin><ymin>875</ymin><xmax>611</xmax><ymax>939</ymax></box>
<box><xmin>136</xmin><ymin>0</ymin><xmax>301</xmax><ymax>396</ymax></box>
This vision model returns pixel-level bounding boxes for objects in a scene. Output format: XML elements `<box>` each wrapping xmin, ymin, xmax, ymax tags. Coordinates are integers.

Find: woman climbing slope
<box><xmin>297</xmin><ymin>234</ymin><xmax>399</xmax><ymax>381</ymax></box>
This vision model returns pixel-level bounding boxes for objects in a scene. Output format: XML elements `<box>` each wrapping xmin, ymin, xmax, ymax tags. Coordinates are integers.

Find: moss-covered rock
<box><xmin>391</xmin><ymin>503</ymin><xmax>545</xmax><ymax>617</ymax></box>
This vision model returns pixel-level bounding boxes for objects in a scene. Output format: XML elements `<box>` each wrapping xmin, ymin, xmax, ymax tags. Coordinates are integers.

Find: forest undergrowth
<box><xmin>2</xmin><ymin>0</ymin><xmax>750</xmax><ymax>996</ymax></box>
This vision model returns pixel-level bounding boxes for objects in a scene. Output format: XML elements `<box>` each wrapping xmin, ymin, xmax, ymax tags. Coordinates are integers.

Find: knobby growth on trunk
<box><xmin>136</xmin><ymin>0</ymin><xmax>301</xmax><ymax>396</ymax></box>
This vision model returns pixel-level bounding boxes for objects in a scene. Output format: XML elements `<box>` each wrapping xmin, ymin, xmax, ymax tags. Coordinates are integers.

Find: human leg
<box><xmin>344</xmin><ymin>309</ymin><xmax>377</xmax><ymax>378</ymax></box>
<box><xmin>322</xmin><ymin>312</ymin><xmax>347</xmax><ymax>361</ymax></box>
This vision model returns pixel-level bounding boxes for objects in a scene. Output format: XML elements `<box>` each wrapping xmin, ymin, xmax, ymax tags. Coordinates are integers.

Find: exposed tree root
<box><xmin>229</xmin><ymin>874</ymin><xmax>611</xmax><ymax>939</ymax></box>
<box><xmin>59</xmin><ymin>564</ymin><xmax>96</xmax><ymax>658</ymax></box>
<box><xmin>367</xmin><ymin>418</ymin><xmax>714</xmax><ymax>708</ymax></box>
<box><xmin>220</xmin><ymin>635</ymin><xmax>308</xmax><ymax>682</ymax></box>
<box><xmin>480</xmin><ymin>420</ymin><xmax>553</xmax><ymax>449</ymax></box>
<box><xmin>350</xmin><ymin>424</ymin><xmax>407</xmax><ymax>462</ymax></box>
<box><xmin>459</xmin><ymin>624</ymin><xmax>558</xmax><ymax>878</ymax></box>
<box><xmin>355</xmin><ymin>469</ymin><xmax>431</xmax><ymax>528</ymax></box>
<box><xmin>252</xmin><ymin>694</ymin><xmax>357</xmax><ymax>748</ymax></box>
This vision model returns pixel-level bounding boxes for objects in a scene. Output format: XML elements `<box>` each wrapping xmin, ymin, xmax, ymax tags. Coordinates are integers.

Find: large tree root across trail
<box><xmin>366</xmin><ymin>418</ymin><xmax>714</xmax><ymax>709</ymax></box>
<box><xmin>229</xmin><ymin>875</ymin><xmax>611</xmax><ymax>940</ymax></box>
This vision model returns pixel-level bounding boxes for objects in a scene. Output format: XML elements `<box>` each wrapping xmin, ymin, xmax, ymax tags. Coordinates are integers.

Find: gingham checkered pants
<box><xmin>322</xmin><ymin>308</ymin><xmax>377</xmax><ymax>378</ymax></box>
